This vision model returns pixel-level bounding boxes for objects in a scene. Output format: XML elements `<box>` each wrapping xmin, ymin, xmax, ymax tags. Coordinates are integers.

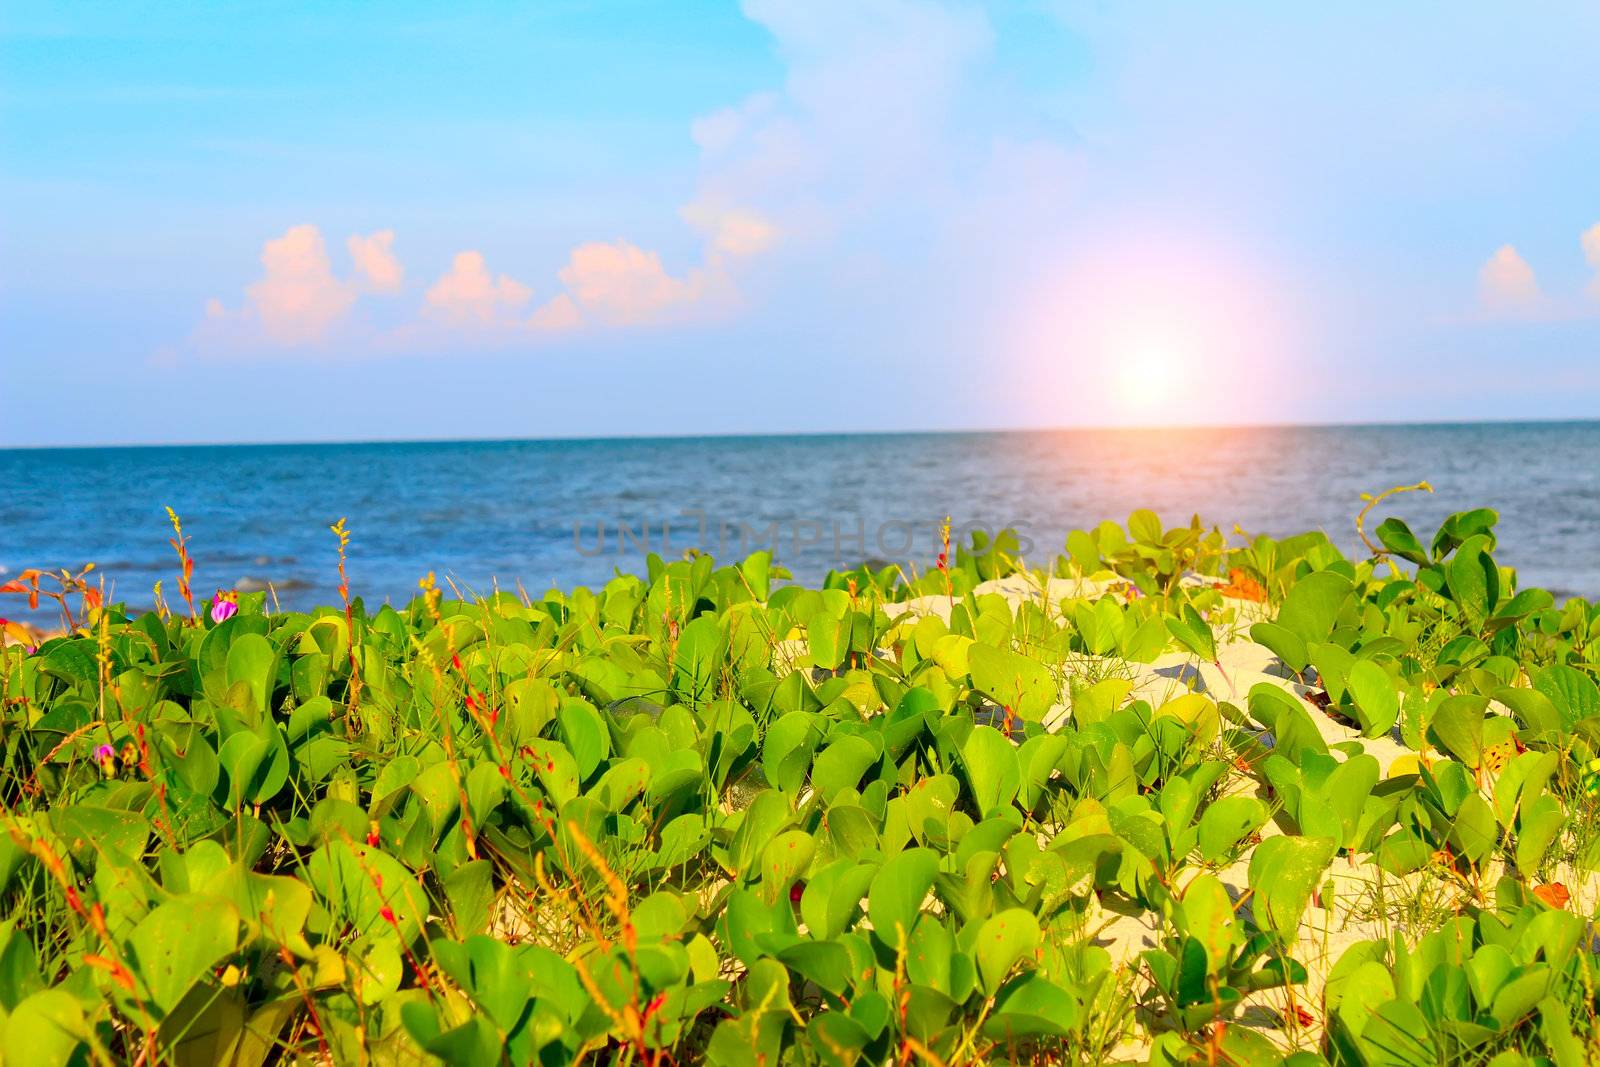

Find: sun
<box><xmin>1009</xmin><ymin>227</ymin><xmax>1294</xmax><ymax>428</ymax></box>
<box><xmin>1112</xmin><ymin>337</ymin><xmax>1189</xmax><ymax>417</ymax></box>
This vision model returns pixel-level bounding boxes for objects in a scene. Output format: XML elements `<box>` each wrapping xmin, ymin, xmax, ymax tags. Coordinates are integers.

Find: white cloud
<box><xmin>690</xmin><ymin>92</ymin><xmax>779</xmax><ymax>155</ymax></box>
<box><xmin>243</xmin><ymin>224</ymin><xmax>356</xmax><ymax>344</ymax></box>
<box><xmin>423</xmin><ymin>251</ymin><xmax>532</xmax><ymax>328</ymax></box>
<box><xmin>557</xmin><ymin>240</ymin><xmax>712</xmax><ymax>327</ymax></box>
<box><xmin>1469</xmin><ymin>227</ymin><xmax>1600</xmax><ymax>320</ymax></box>
<box><xmin>1478</xmin><ymin>244</ymin><xmax>1543</xmax><ymax>317</ymax></box>
<box><xmin>188</xmin><ymin>0</ymin><xmax>1017</xmax><ymax>358</ymax></box>
<box><xmin>681</xmin><ymin>200</ymin><xmax>780</xmax><ymax>259</ymax></box>
<box><xmin>348</xmin><ymin>230</ymin><xmax>403</xmax><ymax>293</ymax></box>
<box><xmin>198</xmin><ymin>225</ymin><xmax>409</xmax><ymax>350</ymax></box>
<box><xmin>690</xmin><ymin>0</ymin><xmax>993</xmax><ymax>226</ymax></box>
<box><xmin>197</xmin><ymin>224</ymin><xmax>360</xmax><ymax>350</ymax></box>
<box><xmin>196</xmin><ymin>225</ymin><xmax>731</xmax><ymax>354</ymax></box>
<box><xmin>528</xmin><ymin>293</ymin><xmax>581</xmax><ymax>332</ymax></box>
<box><xmin>1583</xmin><ymin>222</ymin><xmax>1600</xmax><ymax>302</ymax></box>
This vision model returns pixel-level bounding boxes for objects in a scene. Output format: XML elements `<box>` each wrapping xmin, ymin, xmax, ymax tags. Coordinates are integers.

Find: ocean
<box><xmin>4</xmin><ymin>422</ymin><xmax>1598</xmax><ymax>619</ymax></box>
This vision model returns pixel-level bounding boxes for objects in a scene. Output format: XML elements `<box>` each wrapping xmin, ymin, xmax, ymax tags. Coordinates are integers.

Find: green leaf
<box><xmin>1153</xmin><ymin>693</ymin><xmax>1220</xmax><ymax>744</ymax></box>
<box><xmin>524</xmin><ymin>740</ymin><xmax>580</xmax><ymax>808</ymax></box>
<box><xmin>1249</xmin><ymin>621</ymin><xmax>1309</xmax><ymax>675</ymax></box>
<box><xmin>593</xmin><ymin>756</ymin><xmax>650</xmax><ymax>813</ymax></box>
<box><xmin>39</xmin><ymin>642</ymin><xmax>96</xmax><ymax>688</ymax></box>
<box><xmin>1246</xmin><ymin>683</ymin><xmax>1327</xmax><ymax>762</ymax></box>
<box><xmin>1248</xmin><ymin>835</ymin><xmax>1336</xmax><ymax>942</ymax></box>
<box><xmin>975</xmin><ymin>908</ymin><xmax>1040</xmax><ymax>994</ymax></box>
<box><xmin>1165</xmin><ymin>605</ymin><xmax>1215</xmax><ymax>662</ymax></box>
<box><xmin>556</xmin><ymin>700</ymin><xmax>608</xmax><ymax>778</ymax></box>
<box><xmin>868</xmin><ymin>848</ymin><xmax>938</xmax><ymax>950</ymax></box>
<box><xmin>931</xmin><ymin>633</ymin><xmax>973</xmax><ymax>677</ymax></box>
<box><xmin>811</xmin><ymin>735</ymin><xmax>878</xmax><ymax>803</ymax></box>
<box><xmin>988</xmin><ymin>973</ymin><xmax>1080</xmax><ymax>1039</ymax></box>
<box><xmin>49</xmin><ymin>805</ymin><xmax>150</xmax><ymax>867</ymax></box>
<box><xmin>777</xmin><ymin>941</ymin><xmax>852</xmax><ymax>997</ymax></box>
<box><xmin>759</xmin><ymin>830</ymin><xmax>815</xmax><ymax>906</ymax></box>
<box><xmin>1275</xmin><ymin>570</ymin><xmax>1354</xmax><ymax>645</ymax></box>
<box><xmin>1363</xmin><ymin>1001</ymin><xmax>1437</xmax><ymax>1065</ymax></box>
<box><xmin>1450</xmin><ymin>793</ymin><xmax>1497</xmax><ymax>866</ymax></box>
<box><xmin>442</xmin><ymin>860</ymin><xmax>495</xmax><ymax>937</ymax></box>
<box><xmin>216</xmin><ymin>722</ymin><xmax>290</xmax><ymax>810</ymax></box>
<box><xmin>503</xmin><ymin>677</ymin><xmax>558</xmax><ymax>743</ymax></box>
<box><xmin>225</xmin><ymin>633</ymin><xmax>279</xmax><ymax>717</ymax></box>
<box><xmin>741</xmin><ymin>552</ymin><xmax>772</xmax><ymax>601</ymax></box>
<box><xmin>1196</xmin><ymin>796</ymin><xmax>1268</xmax><ymax>864</ymax></box>
<box><xmin>763</xmin><ymin>711</ymin><xmax>822</xmax><ymax>794</ymax></box>
<box><xmin>1432</xmin><ymin>508</ymin><xmax>1498</xmax><ymax>560</ymax></box>
<box><xmin>645</xmin><ymin>748</ymin><xmax>703</xmax><ymax>806</ymax></box>
<box><xmin>2</xmin><ymin>990</ymin><xmax>90</xmax><ymax>1067</ymax></box>
<box><xmin>1375</xmin><ymin>518</ymin><xmax>1429</xmax><ymax>565</ymax></box>
<box><xmin>1534</xmin><ymin>665</ymin><xmax>1599</xmax><ymax>728</ymax></box>
<box><xmin>968</xmin><ymin>644</ymin><xmax>1057</xmax><ymax>722</ymax></box>
<box><xmin>672</xmin><ymin>615</ymin><xmax>727</xmax><ymax>701</ymax></box>
<box><xmin>1484</xmin><ymin>687</ymin><xmax>1561</xmax><ymax>739</ymax></box>
<box><xmin>1490</xmin><ymin>587</ymin><xmax>1553</xmax><ymax>625</ymax></box>
<box><xmin>1128</xmin><ymin>509</ymin><xmax>1163</xmax><ymax>544</ymax></box>
<box><xmin>1515</xmin><ymin>795</ymin><xmax>1565</xmax><ymax>872</ymax></box>
<box><xmin>1180</xmin><ymin>874</ymin><xmax>1243</xmax><ymax>974</ymax></box>
<box><xmin>1346</xmin><ymin>659</ymin><xmax>1400</xmax><ymax>738</ymax></box>
<box><xmin>304</xmin><ymin>841</ymin><xmax>428</xmax><ymax>945</ymax></box>
<box><xmin>801</xmin><ymin>860</ymin><xmax>878</xmax><ymax>941</ymax></box>
<box><xmin>127</xmin><ymin>895</ymin><xmax>241</xmax><ymax>1015</ymax></box>
<box><xmin>410</xmin><ymin>760</ymin><xmax>462</xmax><ymax>839</ymax></box>
<box><xmin>218</xmin><ymin>730</ymin><xmax>270</xmax><ymax>811</ymax></box>
<box><xmin>1429</xmin><ymin>694</ymin><xmax>1489</xmax><ymax>768</ymax></box>
<box><xmin>1308</xmin><ymin>642</ymin><xmax>1356</xmax><ymax>705</ymax></box>
<box><xmin>961</xmin><ymin>725</ymin><xmax>1020</xmax><ymax>819</ymax></box>
<box><xmin>0</xmin><ymin>921</ymin><xmax>42</xmax><ymax>1011</ymax></box>
<box><xmin>1446</xmin><ymin>534</ymin><xmax>1499</xmax><ymax>622</ymax></box>
<box><xmin>415</xmin><ymin>1013</ymin><xmax>503</xmax><ymax>1067</ymax></box>
<box><xmin>431</xmin><ymin>935</ymin><xmax>532</xmax><ymax>1032</ymax></box>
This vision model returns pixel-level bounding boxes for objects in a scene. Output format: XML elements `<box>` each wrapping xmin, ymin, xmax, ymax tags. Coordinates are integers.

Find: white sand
<box><xmin>776</xmin><ymin>570</ymin><xmax>1581</xmax><ymax>1057</ymax></box>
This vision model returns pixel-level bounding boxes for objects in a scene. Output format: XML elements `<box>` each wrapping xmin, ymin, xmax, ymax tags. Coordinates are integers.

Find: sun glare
<box><xmin>1011</xmin><ymin>230</ymin><xmax>1293</xmax><ymax>428</ymax></box>
<box><xmin>1113</xmin><ymin>337</ymin><xmax>1188</xmax><ymax>416</ymax></box>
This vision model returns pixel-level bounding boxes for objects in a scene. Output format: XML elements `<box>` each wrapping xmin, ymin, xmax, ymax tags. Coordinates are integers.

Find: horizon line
<box><xmin>3</xmin><ymin>413</ymin><xmax>1598</xmax><ymax>452</ymax></box>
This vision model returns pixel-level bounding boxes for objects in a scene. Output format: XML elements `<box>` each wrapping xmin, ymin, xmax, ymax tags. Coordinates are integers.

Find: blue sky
<box><xmin>3</xmin><ymin>1</ymin><xmax>1598</xmax><ymax>446</ymax></box>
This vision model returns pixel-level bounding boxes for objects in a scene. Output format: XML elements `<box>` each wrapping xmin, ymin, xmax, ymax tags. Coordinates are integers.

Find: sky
<box><xmin>2</xmin><ymin>1</ymin><xmax>1599</xmax><ymax>446</ymax></box>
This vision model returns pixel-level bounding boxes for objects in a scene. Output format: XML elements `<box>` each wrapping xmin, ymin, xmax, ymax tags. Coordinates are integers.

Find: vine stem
<box><xmin>1355</xmin><ymin>481</ymin><xmax>1434</xmax><ymax>557</ymax></box>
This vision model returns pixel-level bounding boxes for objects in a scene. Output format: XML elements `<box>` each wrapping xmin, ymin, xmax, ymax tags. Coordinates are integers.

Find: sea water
<box><xmin>4</xmin><ymin>421</ymin><xmax>1598</xmax><ymax>618</ymax></box>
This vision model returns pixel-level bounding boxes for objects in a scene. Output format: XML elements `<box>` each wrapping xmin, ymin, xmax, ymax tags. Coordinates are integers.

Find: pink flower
<box><xmin>211</xmin><ymin>593</ymin><xmax>238</xmax><ymax>624</ymax></box>
<box><xmin>94</xmin><ymin>744</ymin><xmax>116</xmax><ymax>775</ymax></box>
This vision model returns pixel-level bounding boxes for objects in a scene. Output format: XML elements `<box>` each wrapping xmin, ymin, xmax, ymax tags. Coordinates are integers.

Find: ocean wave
<box><xmin>235</xmin><ymin>575</ymin><xmax>315</xmax><ymax>593</ymax></box>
